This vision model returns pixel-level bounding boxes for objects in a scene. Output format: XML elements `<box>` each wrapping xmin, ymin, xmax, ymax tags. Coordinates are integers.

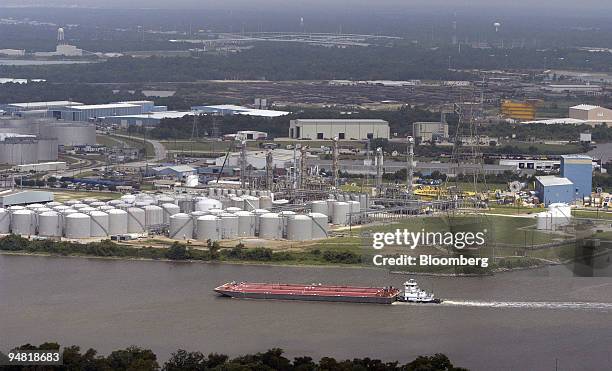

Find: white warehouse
<box><xmin>288</xmin><ymin>119</ymin><xmax>390</xmax><ymax>140</ymax></box>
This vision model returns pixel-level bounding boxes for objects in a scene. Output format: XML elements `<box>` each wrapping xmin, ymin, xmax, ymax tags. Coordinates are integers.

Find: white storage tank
<box><xmin>308</xmin><ymin>212</ymin><xmax>329</xmax><ymax>239</ymax></box>
<box><xmin>169</xmin><ymin>213</ymin><xmax>194</xmax><ymax>240</ymax></box>
<box><xmin>65</xmin><ymin>213</ymin><xmax>91</xmax><ymax>239</ymax></box>
<box><xmin>226</xmin><ymin>207</ymin><xmax>242</xmax><ymax>213</ymax></box>
<box><xmin>348</xmin><ymin>200</ymin><xmax>361</xmax><ymax>224</ymax></box>
<box><xmin>71</xmin><ymin>203</ymin><xmax>89</xmax><ymax>210</ymax></box>
<box><xmin>252</xmin><ymin>209</ymin><xmax>270</xmax><ymax>234</ymax></box>
<box><xmin>64</xmin><ymin>200</ymin><xmax>80</xmax><ymax>207</ymax></box>
<box><xmin>52</xmin><ymin>205</ymin><xmax>69</xmax><ymax>212</ymax></box>
<box><xmin>127</xmin><ymin>207</ymin><xmax>146</xmax><ymax>233</ymax></box>
<box><xmin>120</xmin><ymin>194</ymin><xmax>136</xmax><ymax>204</ymax></box>
<box><xmin>230</xmin><ymin>197</ymin><xmax>244</xmax><ymax>209</ymax></box>
<box><xmin>107</xmin><ymin>199</ymin><xmax>122</xmax><ymax>206</ymax></box>
<box><xmin>326</xmin><ymin>199</ymin><xmax>336</xmax><ymax>221</ymax></box>
<box><xmin>278</xmin><ymin>210</ymin><xmax>296</xmax><ymax>238</ymax></box>
<box><xmin>235</xmin><ymin>211</ymin><xmax>256</xmax><ymax>237</ymax></box>
<box><xmin>287</xmin><ymin>215</ymin><xmax>313</xmax><ymax>241</ymax></box>
<box><xmin>144</xmin><ymin>205</ymin><xmax>163</xmax><ymax>227</ymax></box>
<box><xmin>135</xmin><ymin>201</ymin><xmax>152</xmax><ymax>208</ymax></box>
<box><xmin>82</xmin><ymin>198</ymin><xmax>99</xmax><ymax>204</ymax></box>
<box><xmin>46</xmin><ymin>202</ymin><xmax>62</xmax><ymax>208</ymax></box>
<box><xmin>259</xmin><ymin>196</ymin><xmax>273</xmax><ymax>210</ymax></box>
<box><xmin>89</xmin><ymin>211</ymin><xmax>109</xmax><ymax>237</ymax></box>
<box><xmin>156</xmin><ymin>195</ymin><xmax>175</xmax><ymax>205</ymax></box>
<box><xmin>178</xmin><ymin>198</ymin><xmax>195</xmax><ymax>213</ymax></box>
<box><xmin>259</xmin><ymin>213</ymin><xmax>282</xmax><ymax>239</ymax></box>
<box><xmin>332</xmin><ymin>202</ymin><xmax>350</xmax><ymax>225</ymax></box>
<box><xmin>61</xmin><ymin>208</ymin><xmax>78</xmax><ymax>216</ymax></box>
<box><xmin>90</xmin><ymin>201</ymin><xmax>106</xmax><ymax>207</ymax></box>
<box><xmin>220</xmin><ymin>213</ymin><xmax>239</xmax><ymax>239</ymax></box>
<box><xmin>98</xmin><ymin>205</ymin><xmax>115</xmax><ymax>212</ymax></box>
<box><xmin>26</xmin><ymin>203</ymin><xmax>45</xmax><ymax>210</ymax></box>
<box><xmin>161</xmin><ymin>203</ymin><xmax>181</xmax><ymax>224</ymax></box>
<box><xmin>115</xmin><ymin>203</ymin><xmax>130</xmax><ymax>211</ymax></box>
<box><xmin>79</xmin><ymin>206</ymin><xmax>97</xmax><ymax>214</ymax></box>
<box><xmin>38</xmin><ymin>211</ymin><xmax>62</xmax><ymax>237</ymax></box>
<box><xmin>10</xmin><ymin>209</ymin><xmax>36</xmax><ymax>235</ymax></box>
<box><xmin>0</xmin><ymin>208</ymin><xmax>10</xmax><ymax>233</ymax></box>
<box><xmin>311</xmin><ymin>200</ymin><xmax>328</xmax><ymax>216</ymax></box>
<box><xmin>243</xmin><ymin>196</ymin><xmax>260</xmax><ymax>211</ymax></box>
<box><xmin>34</xmin><ymin>207</ymin><xmax>52</xmax><ymax>214</ymax></box>
<box><xmin>196</xmin><ymin>215</ymin><xmax>220</xmax><ymax>241</ymax></box>
<box><xmin>108</xmin><ymin>209</ymin><xmax>128</xmax><ymax>235</ymax></box>
<box><xmin>195</xmin><ymin>198</ymin><xmax>222</xmax><ymax>212</ymax></box>
<box><xmin>208</xmin><ymin>208</ymin><xmax>224</xmax><ymax>216</ymax></box>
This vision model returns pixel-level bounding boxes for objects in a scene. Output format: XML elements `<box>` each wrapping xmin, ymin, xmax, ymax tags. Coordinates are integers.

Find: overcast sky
<box><xmin>1</xmin><ymin>0</ymin><xmax>612</xmax><ymax>12</ymax></box>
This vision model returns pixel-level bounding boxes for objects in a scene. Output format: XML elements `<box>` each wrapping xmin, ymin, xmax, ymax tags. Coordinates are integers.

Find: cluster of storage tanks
<box><xmin>0</xmin><ymin>190</ymin><xmax>369</xmax><ymax>242</ymax></box>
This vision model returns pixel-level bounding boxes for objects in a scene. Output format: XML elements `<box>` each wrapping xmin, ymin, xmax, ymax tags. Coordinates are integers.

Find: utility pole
<box><xmin>406</xmin><ymin>136</ymin><xmax>415</xmax><ymax>198</ymax></box>
<box><xmin>331</xmin><ymin>137</ymin><xmax>339</xmax><ymax>189</ymax></box>
<box><xmin>299</xmin><ymin>145</ymin><xmax>307</xmax><ymax>189</ymax></box>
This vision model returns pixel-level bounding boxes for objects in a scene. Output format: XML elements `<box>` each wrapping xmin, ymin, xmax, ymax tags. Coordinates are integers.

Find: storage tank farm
<box><xmin>0</xmin><ymin>189</ymin><xmax>369</xmax><ymax>242</ymax></box>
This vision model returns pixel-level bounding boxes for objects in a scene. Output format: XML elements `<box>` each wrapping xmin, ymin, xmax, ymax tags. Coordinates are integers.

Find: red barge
<box><xmin>214</xmin><ymin>281</ymin><xmax>400</xmax><ymax>304</ymax></box>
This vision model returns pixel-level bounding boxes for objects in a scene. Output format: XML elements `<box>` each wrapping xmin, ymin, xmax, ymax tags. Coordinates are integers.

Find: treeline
<box><xmin>145</xmin><ymin>106</ymin><xmax>439</xmax><ymax>139</ymax></box>
<box><xmin>0</xmin><ymin>235</ymin><xmax>361</xmax><ymax>265</ymax></box>
<box><xmin>0</xmin><ymin>343</ymin><xmax>467</xmax><ymax>371</ymax></box>
<box><xmin>0</xmin><ymin>82</ymin><xmax>145</xmax><ymax>105</ymax></box>
<box><xmin>479</xmin><ymin>122</ymin><xmax>612</xmax><ymax>142</ymax></box>
<box><xmin>5</xmin><ymin>43</ymin><xmax>612</xmax><ymax>83</ymax></box>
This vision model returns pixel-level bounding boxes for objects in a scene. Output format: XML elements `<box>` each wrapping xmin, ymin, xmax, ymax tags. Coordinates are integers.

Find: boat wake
<box><xmin>439</xmin><ymin>300</ymin><xmax>612</xmax><ymax>311</ymax></box>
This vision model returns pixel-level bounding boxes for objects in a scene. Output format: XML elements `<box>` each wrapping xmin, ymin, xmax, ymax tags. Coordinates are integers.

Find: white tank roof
<box><xmin>66</xmin><ymin>212</ymin><xmax>90</xmax><ymax>219</ymax></box>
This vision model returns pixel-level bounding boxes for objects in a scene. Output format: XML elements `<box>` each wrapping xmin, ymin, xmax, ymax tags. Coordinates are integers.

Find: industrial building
<box><xmin>224</xmin><ymin>131</ymin><xmax>268</xmax><ymax>141</ymax></box>
<box><xmin>1</xmin><ymin>100</ymin><xmax>83</xmax><ymax>117</ymax></box>
<box><xmin>535</xmin><ymin>176</ymin><xmax>575</xmax><ymax>206</ymax></box>
<box><xmin>499</xmin><ymin>159</ymin><xmax>559</xmax><ymax>173</ymax></box>
<box><xmin>0</xmin><ymin>117</ymin><xmax>96</xmax><ymax>146</ymax></box>
<box><xmin>152</xmin><ymin>165</ymin><xmax>197</xmax><ymax>180</ymax></box>
<box><xmin>102</xmin><ymin>110</ymin><xmax>195</xmax><ymax>127</ymax></box>
<box><xmin>0</xmin><ymin>189</ymin><xmax>54</xmax><ymax>207</ymax></box>
<box><xmin>215</xmin><ymin>149</ymin><xmax>307</xmax><ymax>169</ymax></box>
<box><xmin>192</xmin><ymin>104</ymin><xmax>290</xmax><ymax>117</ymax></box>
<box><xmin>560</xmin><ymin>154</ymin><xmax>593</xmax><ymax>199</ymax></box>
<box><xmin>288</xmin><ymin>119</ymin><xmax>390</xmax><ymax>140</ymax></box>
<box><xmin>14</xmin><ymin>162</ymin><xmax>67</xmax><ymax>173</ymax></box>
<box><xmin>569</xmin><ymin>104</ymin><xmax>612</xmax><ymax>126</ymax></box>
<box><xmin>49</xmin><ymin>102</ymin><xmax>154</xmax><ymax>122</ymax></box>
<box><xmin>500</xmin><ymin>100</ymin><xmax>537</xmax><ymax>120</ymax></box>
<box><xmin>0</xmin><ymin>134</ymin><xmax>58</xmax><ymax>165</ymax></box>
<box><xmin>412</xmin><ymin>122</ymin><xmax>449</xmax><ymax>142</ymax></box>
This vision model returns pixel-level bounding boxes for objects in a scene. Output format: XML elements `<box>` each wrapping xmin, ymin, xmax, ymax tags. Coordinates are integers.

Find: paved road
<box><xmin>112</xmin><ymin>134</ymin><xmax>168</xmax><ymax>164</ymax></box>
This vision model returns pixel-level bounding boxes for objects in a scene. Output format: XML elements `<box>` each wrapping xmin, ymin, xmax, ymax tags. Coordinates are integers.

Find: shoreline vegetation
<box><xmin>0</xmin><ymin>235</ymin><xmax>562</xmax><ymax>275</ymax></box>
<box><xmin>0</xmin><ymin>343</ymin><xmax>468</xmax><ymax>371</ymax></box>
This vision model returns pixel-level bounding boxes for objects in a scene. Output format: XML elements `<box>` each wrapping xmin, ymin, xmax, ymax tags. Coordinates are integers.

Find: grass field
<box><xmin>52</xmin><ymin>190</ymin><xmax>122</xmax><ymax>202</ymax></box>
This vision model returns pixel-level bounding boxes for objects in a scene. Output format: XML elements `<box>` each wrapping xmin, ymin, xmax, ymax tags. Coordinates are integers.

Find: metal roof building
<box><xmin>535</xmin><ymin>176</ymin><xmax>575</xmax><ymax>206</ymax></box>
<box><xmin>0</xmin><ymin>189</ymin><xmax>54</xmax><ymax>207</ymax></box>
<box><xmin>289</xmin><ymin>119</ymin><xmax>390</xmax><ymax>140</ymax></box>
<box><xmin>560</xmin><ymin>154</ymin><xmax>593</xmax><ymax>200</ymax></box>
<box><xmin>192</xmin><ymin>105</ymin><xmax>290</xmax><ymax>118</ymax></box>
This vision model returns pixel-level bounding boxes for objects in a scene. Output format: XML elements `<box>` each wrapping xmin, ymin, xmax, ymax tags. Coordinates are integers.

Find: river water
<box><xmin>1</xmin><ymin>254</ymin><xmax>611</xmax><ymax>370</ymax></box>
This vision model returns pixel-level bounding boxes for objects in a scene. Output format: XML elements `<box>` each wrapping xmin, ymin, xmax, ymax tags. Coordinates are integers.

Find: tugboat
<box><xmin>399</xmin><ymin>279</ymin><xmax>441</xmax><ymax>303</ymax></box>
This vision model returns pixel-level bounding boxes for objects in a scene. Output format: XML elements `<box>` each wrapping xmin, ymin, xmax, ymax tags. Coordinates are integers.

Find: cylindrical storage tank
<box><xmin>278</xmin><ymin>211</ymin><xmax>296</xmax><ymax>238</ymax></box>
<box><xmin>107</xmin><ymin>199</ymin><xmax>122</xmax><ymax>206</ymax></box>
<box><xmin>252</xmin><ymin>209</ymin><xmax>270</xmax><ymax>234</ymax></box>
<box><xmin>220</xmin><ymin>198</ymin><xmax>231</xmax><ymax>209</ymax></box>
<box><xmin>120</xmin><ymin>194</ymin><xmax>136</xmax><ymax>204</ymax></box>
<box><xmin>90</xmin><ymin>201</ymin><xmax>106</xmax><ymax>207</ymax></box>
<box><xmin>79</xmin><ymin>207</ymin><xmax>97</xmax><ymax>214</ymax></box>
<box><xmin>195</xmin><ymin>198</ymin><xmax>222</xmax><ymax>212</ymax></box>
<box><xmin>115</xmin><ymin>203</ymin><xmax>130</xmax><ymax>211</ymax></box>
<box><xmin>326</xmin><ymin>199</ymin><xmax>336</xmax><ymax>222</ymax></box>
<box><xmin>226</xmin><ymin>207</ymin><xmax>242</xmax><ymax>213</ymax></box>
<box><xmin>308</xmin><ymin>213</ymin><xmax>329</xmax><ymax>239</ymax></box>
<box><xmin>208</xmin><ymin>208</ymin><xmax>224</xmax><ymax>216</ymax></box>
<box><xmin>221</xmin><ymin>189</ymin><xmax>230</xmax><ymax>196</ymax></box>
<box><xmin>135</xmin><ymin>201</ymin><xmax>152</xmax><ymax>208</ymax></box>
<box><xmin>82</xmin><ymin>198</ymin><xmax>99</xmax><ymax>205</ymax></box>
<box><xmin>26</xmin><ymin>203</ymin><xmax>45</xmax><ymax>210</ymax></box>
<box><xmin>46</xmin><ymin>202</ymin><xmax>62</xmax><ymax>207</ymax></box>
<box><xmin>259</xmin><ymin>213</ymin><xmax>281</xmax><ymax>239</ymax></box>
<box><xmin>169</xmin><ymin>213</ymin><xmax>193</xmax><ymax>240</ymax></box>
<box><xmin>127</xmin><ymin>207</ymin><xmax>146</xmax><ymax>233</ymax></box>
<box><xmin>52</xmin><ymin>205</ymin><xmax>69</xmax><ymax>212</ymax></box>
<box><xmin>161</xmin><ymin>203</ymin><xmax>180</xmax><ymax>224</ymax></box>
<box><xmin>235</xmin><ymin>211</ymin><xmax>256</xmax><ymax>237</ymax></box>
<box><xmin>34</xmin><ymin>207</ymin><xmax>52</xmax><ymax>214</ymax></box>
<box><xmin>71</xmin><ymin>203</ymin><xmax>88</xmax><ymax>210</ymax></box>
<box><xmin>230</xmin><ymin>197</ymin><xmax>244</xmax><ymax>209</ymax></box>
<box><xmin>332</xmin><ymin>202</ymin><xmax>350</xmax><ymax>225</ymax></box>
<box><xmin>220</xmin><ymin>213</ymin><xmax>239</xmax><ymax>239</ymax></box>
<box><xmin>236</xmin><ymin>189</ymin><xmax>243</xmax><ymax>196</ymax></box>
<box><xmin>108</xmin><ymin>209</ymin><xmax>128</xmax><ymax>235</ymax></box>
<box><xmin>64</xmin><ymin>200</ymin><xmax>80</xmax><ymax>207</ymax></box>
<box><xmin>259</xmin><ymin>196</ymin><xmax>273</xmax><ymax>210</ymax></box>
<box><xmin>311</xmin><ymin>200</ymin><xmax>328</xmax><ymax>216</ymax></box>
<box><xmin>243</xmin><ymin>196</ymin><xmax>259</xmax><ymax>211</ymax></box>
<box><xmin>287</xmin><ymin>215</ymin><xmax>312</xmax><ymax>241</ymax></box>
<box><xmin>178</xmin><ymin>198</ymin><xmax>194</xmax><ymax>213</ymax></box>
<box><xmin>207</xmin><ymin>188</ymin><xmax>215</xmax><ymax>197</ymax></box>
<box><xmin>0</xmin><ymin>208</ymin><xmax>10</xmax><ymax>233</ymax></box>
<box><xmin>65</xmin><ymin>213</ymin><xmax>91</xmax><ymax>239</ymax></box>
<box><xmin>61</xmin><ymin>209</ymin><xmax>78</xmax><ymax>216</ymax></box>
<box><xmin>38</xmin><ymin>211</ymin><xmax>62</xmax><ymax>237</ymax></box>
<box><xmin>156</xmin><ymin>195</ymin><xmax>175</xmax><ymax>205</ymax></box>
<box><xmin>190</xmin><ymin>211</ymin><xmax>207</xmax><ymax>218</ymax></box>
<box><xmin>196</xmin><ymin>215</ymin><xmax>220</xmax><ymax>241</ymax></box>
<box><xmin>8</xmin><ymin>205</ymin><xmax>24</xmax><ymax>212</ymax></box>
<box><xmin>98</xmin><ymin>205</ymin><xmax>115</xmax><ymax>212</ymax></box>
<box><xmin>348</xmin><ymin>200</ymin><xmax>361</xmax><ymax>224</ymax></box>
<box><xmin>10</xmin><ymin>209</ymin><xmax>36</xmax><ymax>235</ymax></box>
<box><xmin>89</xmin><ymin>211</ymin><xmax>109</xmax><ymax>237</ymax></box>
<box><xmin>144</xmin><ymin>205</ymin><xmax>163</xmax><ymax>227</ymax></box>
<box><xmin>359</xmin><ymin>194</ymin><xmax>369</xmax><ymax>210</ymax></box>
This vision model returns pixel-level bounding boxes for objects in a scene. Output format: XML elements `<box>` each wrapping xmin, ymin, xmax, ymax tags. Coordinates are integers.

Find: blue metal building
<box><xmin>560</xmin><ymin>154</ymin><xmax>592</xmax><ymax>200</ymax></box>
<box><xmin>535</xmin><ymin>176</ymin><xmax>575</xmax><ymax>206</ymax></box>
